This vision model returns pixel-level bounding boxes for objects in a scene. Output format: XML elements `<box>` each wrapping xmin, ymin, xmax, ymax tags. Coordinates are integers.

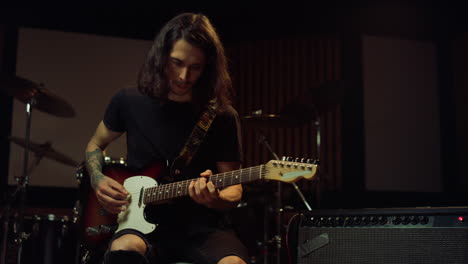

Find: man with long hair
<box><xmin>85</xmin><ymin>13</ymin><xmax>248</xmax><ymax>264</ymax></box>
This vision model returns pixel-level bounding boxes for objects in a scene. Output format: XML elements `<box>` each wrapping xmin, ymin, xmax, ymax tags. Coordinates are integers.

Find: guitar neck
<box><xmin>143</xmin><ymin>165</ymin><xmax>264</xmax><ymax>204</ymax></box>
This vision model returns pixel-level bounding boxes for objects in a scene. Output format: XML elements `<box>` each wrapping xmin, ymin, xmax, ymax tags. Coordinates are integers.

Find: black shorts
<box><xmin>111</xmin><ymin>226</ymin><xmax>248</xmax><ymax>264</ymax></box>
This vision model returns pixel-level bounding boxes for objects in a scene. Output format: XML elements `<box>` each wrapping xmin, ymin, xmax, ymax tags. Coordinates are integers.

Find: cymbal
<box><xmin>242</xmin><ymin>114</ymin><xmax>305</xmax><ymax>128</ymax></box>
<box><xmin>9</xmin><ymin>136</ymin><xmax>79</xmax><ymax>167</ymax></box>
<box><xmin>243</xmin><ymin>81</ymin><xmax>346</xmax><ymax>128</ymax></box>
<box><xmin>0</xmin><ymin>75</ymin><xmax>76</xmax><ymax>118</ymax></box>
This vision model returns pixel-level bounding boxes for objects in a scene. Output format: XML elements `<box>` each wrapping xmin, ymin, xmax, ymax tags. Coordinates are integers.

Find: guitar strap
<box><xmin>170</xmin><ymin>99</ymin><xmax>218</xmax><ymax>176</ymax></box>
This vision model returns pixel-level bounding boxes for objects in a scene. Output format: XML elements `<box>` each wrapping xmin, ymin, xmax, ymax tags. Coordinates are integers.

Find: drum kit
<box><xmin>0</xmin><ymin>74</ymin><xmax>345</xmax><ymax>264</ymax></box>
<box><xmin>0</xmin><ymin>75</ymin><xmax>80</xmax><ymax>264</ymax></box>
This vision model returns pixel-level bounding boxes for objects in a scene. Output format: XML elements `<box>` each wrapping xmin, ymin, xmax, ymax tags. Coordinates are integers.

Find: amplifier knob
<box><xmin>419</xmin><ymin>216</ymin><xmax>429</xmax><ymax>225</ymax></box>
<box><xmin>344</xmin><ymin>217</ymin><xmax>351</xmax><ymax>226</ymax></box>
<box><xmin>309</xmin><ymin>217</ymin><xmax>317</xmax><ymax>226</ymax></box>
<box><xmin>401</xmin><ymin>216</ymin><xmax>411</xmax><ymax>225</ymax></box>
<box><xmin>362</xmin><ymin>216</ymin><xmax>370</xmax><ymax>226</ymax></box>
<box><xmin>353</xmin><ymin>216</ymin><xmax>361</xmax><ymax>226</ymax></box>
<box><xmin>378</xmin><ymin>216</ymin><xmax>388</xmax><ymax>225</ymax></box>
<box><xmin>392</xmin><ymin>216</ymin><xmax>401</xmax><ymax>225</ymax></box>
<box><xmin>336</xmin><ymin>217</ymin><xmax>344</xmax><ymax>226</ymax></box>
<box><xmin>317</xmin><ymin>217</ymin><xmax>325</xmax><ymax>227</ymax></box>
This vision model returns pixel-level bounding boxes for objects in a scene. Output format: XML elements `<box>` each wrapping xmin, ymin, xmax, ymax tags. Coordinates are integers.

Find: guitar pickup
<box><xmin>86</xmin><ymin>224</ymin><xmax>118</xmax><ymax>236</ymax></box>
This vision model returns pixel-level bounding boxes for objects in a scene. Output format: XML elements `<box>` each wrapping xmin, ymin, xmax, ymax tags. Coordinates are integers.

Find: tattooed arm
<box><xmin>85</xmin><ymin>121</ymin><xmax>128</xmax><ymax>214</ymax></box>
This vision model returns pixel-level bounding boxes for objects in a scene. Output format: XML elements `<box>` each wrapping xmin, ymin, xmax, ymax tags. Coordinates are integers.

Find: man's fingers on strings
<box><xmin>206</xmin><ymin>181</ymin><xmax>218</xmax><ymax>197</ymax></box>
<box><xmin>200</xmin><ymin>169</ymin><xmax>213</xmax><ymax>177</ymax></box>
<box><xmin>194</xmin><ymin>179</ymin><xmax>202</xmax><ymax>196</ymax></box>
<box><xmin>198</xmin><ymin>177</ymin><xmax>207</xmax><ymax>190</ymax></box>
<box><xmin>188</xmin><ymin>180</ymin><xmax>196</xmax><ymax>197</ymax></box>
<box><xmin>189</xmin><ymin>180</ymin><xmax>202</xmax><ymax>203</ymax></box>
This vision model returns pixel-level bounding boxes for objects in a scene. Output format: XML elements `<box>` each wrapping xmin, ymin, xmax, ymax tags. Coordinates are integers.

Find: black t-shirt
<box><xmin>102</xmin><ymin>87</ymin><xmax>243</xmax><ymax>228</ymax></box>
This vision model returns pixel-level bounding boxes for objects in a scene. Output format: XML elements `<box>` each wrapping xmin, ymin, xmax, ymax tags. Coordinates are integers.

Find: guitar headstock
<box><xmin>263</xmin><ymin>158</ymin><xmax>318</xmax><ymax>183</ymax></box>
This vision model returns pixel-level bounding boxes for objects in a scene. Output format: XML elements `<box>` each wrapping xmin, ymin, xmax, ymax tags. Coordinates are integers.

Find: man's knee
<box><xmin>217</xmin><ymin>255</ymin><xmax>246</xmax><ymax>264</ymax></box>
<box><xmin>110</xmin><ymin>234</ymin><xmax>147</xmax><ymax>255</ymax></box>
<box><xmin>103</xmin><ymin>250</ymin><xmax>149</xmax><ymax>264</ymax></box>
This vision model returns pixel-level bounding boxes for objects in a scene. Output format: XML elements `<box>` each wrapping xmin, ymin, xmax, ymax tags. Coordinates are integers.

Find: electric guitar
<box><xmin>78</xmin><ymin>159</ymin><xmax>318</xmax><ymax>248</ymax></box>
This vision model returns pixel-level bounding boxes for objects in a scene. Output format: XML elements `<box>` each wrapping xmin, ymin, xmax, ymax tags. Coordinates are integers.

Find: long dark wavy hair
<box><xmin>137</xmin><ymin>13</ymin><xmax>232</xmax><ymax>111</ymax></box>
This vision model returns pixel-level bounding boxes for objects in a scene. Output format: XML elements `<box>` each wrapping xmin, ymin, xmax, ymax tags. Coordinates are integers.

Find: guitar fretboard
<box><xmin>143</xmin><ymin>165</ymin><xmax>264</xmax><ymax>204</ymax></box>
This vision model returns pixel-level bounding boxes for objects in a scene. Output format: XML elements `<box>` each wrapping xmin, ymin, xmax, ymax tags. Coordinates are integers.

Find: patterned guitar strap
<box><xmin>170</xmin><ymin>99</ymin><xmax>218</xmax><ymax>177</ymax></box>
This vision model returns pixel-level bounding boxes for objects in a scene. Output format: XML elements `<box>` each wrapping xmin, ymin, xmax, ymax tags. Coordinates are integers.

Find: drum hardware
<box><xmin>259</xmin><ymin>132</ymin><xmax>313</xmax><ymax>264</ymax></box>
<box><xmin>104</xmin><ymin>156</ymin><xmax>127</xmax><ymax>166</ymax></box>
<box><xmin>3</xmin><ymin>138</ymin><xmax>78</xmax><ymax>263</ymax></box>
<box><xmin>72</xmin><ymin>200</ymin><xmax>81</xmax><ymax>224</ymax></box>
<box><xmin>241</xmin><ymin>81</ymin><xmax>345</xmax><ymax>263</ymax></box>
<box><xmin>80</xmin><ymin>248</ymin><xmax>92</xmax><ymax>264</ymax></box>
<box><xmin>239</xmin><ymin>121</ymin><xmax>315</xmax><ymax>264</ymax></box>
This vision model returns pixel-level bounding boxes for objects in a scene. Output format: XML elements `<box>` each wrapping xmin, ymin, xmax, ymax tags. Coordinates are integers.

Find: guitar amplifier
<box><xmin>294</xmin><ymin>207</ymin><xmax>468</xmax><ymax>264</ymax></box>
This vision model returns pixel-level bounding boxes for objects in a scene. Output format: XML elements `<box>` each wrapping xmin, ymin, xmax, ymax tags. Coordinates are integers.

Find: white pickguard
<box><xmin>115</xmin><ymin>176</ymin><xmax>158</xmax><ymax>234</ymax></box>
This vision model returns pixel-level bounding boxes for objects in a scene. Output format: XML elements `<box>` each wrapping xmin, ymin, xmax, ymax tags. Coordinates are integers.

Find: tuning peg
<box><xmin>282</xmin><ymin>156</ymin><xmax>287</xmax><ymax>161</ymax></box>
<box><xmin>294</xmin><ymin>157</ymin><xmax>300</xmax><ymax>162</ymax></box>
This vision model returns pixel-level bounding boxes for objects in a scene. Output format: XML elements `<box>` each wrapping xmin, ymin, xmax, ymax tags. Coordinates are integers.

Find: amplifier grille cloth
<box><xmin>298</xmin><ymin>227</ymin><xmax>468</xmax><ymax>264</ymax></box>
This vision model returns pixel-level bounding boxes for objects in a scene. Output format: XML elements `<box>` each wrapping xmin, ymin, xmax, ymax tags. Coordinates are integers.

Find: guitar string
<box><xmin>127</xmin><ymin>165</ymin><xmax>316</xmax><ymax>196</ymax></box>
<box><xmin>126</xmin><ymin>166</ymin><xmax>268</xmax><ymax>196</ymax></box>
<box><xmin>124</xmin><ymin>165</ymin><xmax>315</xmax><ymax>197</ymax></box>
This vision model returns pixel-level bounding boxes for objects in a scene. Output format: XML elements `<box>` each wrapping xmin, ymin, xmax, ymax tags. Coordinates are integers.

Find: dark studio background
<box><xmin>1</xmin><ymin>0</ymin><xmax>468</xmax><ymax>261</ymax></box>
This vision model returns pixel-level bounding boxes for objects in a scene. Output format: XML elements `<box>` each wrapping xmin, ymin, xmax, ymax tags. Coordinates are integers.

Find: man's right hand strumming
<box><xmin>93</xmin><ymin>172</ymin><xmax>129</xmax><ymax>214</ymax></box>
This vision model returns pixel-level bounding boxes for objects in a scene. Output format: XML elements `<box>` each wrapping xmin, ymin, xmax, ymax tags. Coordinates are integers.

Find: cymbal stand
<box><xmin>313</xmin><ymin>113</ymin><xmax>322</xmax><ymax>208</ymax></box>
<box><xmin>256</xmin><ymin>130</ymin><xmax>312</xmax><ymax>264</ymax></box>
<box><xmin>257</xmin><ymin>132</ymin><xmax>313</xmax><ymax>210</ymax></box>
<box><xmin>13</xmin><ymin>95</ymin><xmax>37</xmax><ymax>264</ymax></box>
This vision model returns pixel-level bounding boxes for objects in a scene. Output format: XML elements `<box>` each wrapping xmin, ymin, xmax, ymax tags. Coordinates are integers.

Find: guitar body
<box><xmin>79</xmin><ymin>162</ymin><xmax>164</xmax><ymax>248</ymax></box>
